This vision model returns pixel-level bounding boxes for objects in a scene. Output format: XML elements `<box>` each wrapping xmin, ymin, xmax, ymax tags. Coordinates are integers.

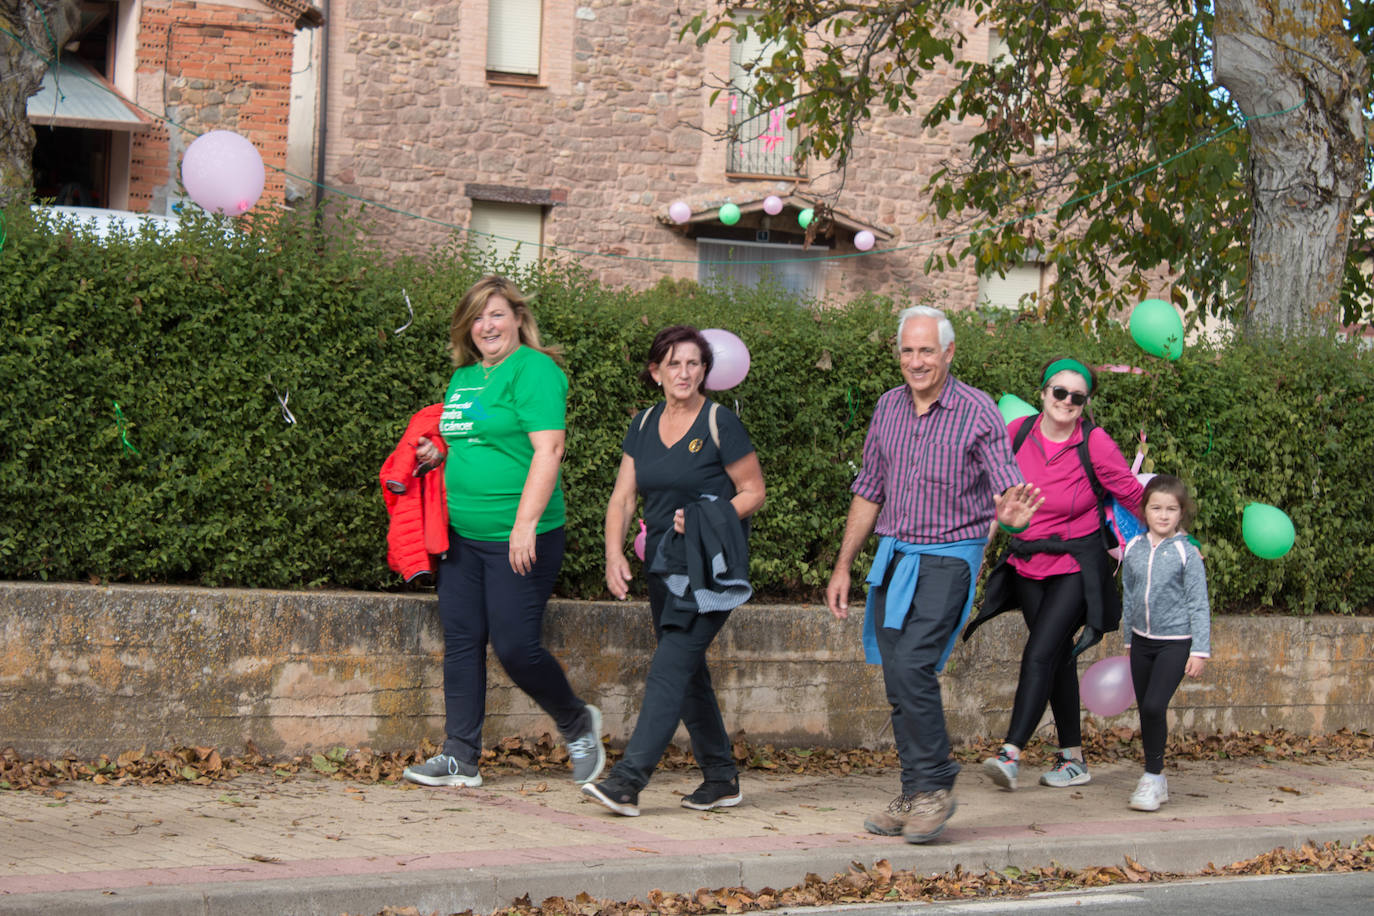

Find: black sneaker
<box><xmin>581</xmin><ymin>776</ymin><xmax>640</xmax><ymax>817</ymax></box>
<box><xmin>680</xmin><ymin>777</ymin><xmax>742</xmax><ymax>811</ymax></box>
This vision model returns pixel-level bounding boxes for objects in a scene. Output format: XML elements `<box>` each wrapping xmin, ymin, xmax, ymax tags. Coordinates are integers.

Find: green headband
<box><xmin>1041</xmin><ymin>358</ymin><xmax>1093</xmax><ymax>393</ymax></box>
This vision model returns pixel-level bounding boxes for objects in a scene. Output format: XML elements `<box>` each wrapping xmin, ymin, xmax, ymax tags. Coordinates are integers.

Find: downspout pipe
<box><xmin>314</xmin><ymin>0</ymin><xmax>329</xmax><ymax>212</ymax></box>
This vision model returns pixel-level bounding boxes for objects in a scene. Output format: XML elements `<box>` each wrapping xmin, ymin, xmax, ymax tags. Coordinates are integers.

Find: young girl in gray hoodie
<box><xmin>1120</xmin><ymin>475</ymin><xmax>1210</xmax><ymax>812</ymax></box>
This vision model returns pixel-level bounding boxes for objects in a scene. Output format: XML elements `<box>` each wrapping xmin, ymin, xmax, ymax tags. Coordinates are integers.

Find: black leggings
<box><xmin>1005</xmin><ymin>572</ymin><xmax>1085</xmax><ymax>749</ymax></box>
<box><xmin>1129</xmin><ymin>634</ymin><xmax>1192</xmax><ymax>774</ymax></box>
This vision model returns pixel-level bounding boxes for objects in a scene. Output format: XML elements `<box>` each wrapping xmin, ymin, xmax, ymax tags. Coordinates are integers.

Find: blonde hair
<box><xmin>447</xmin><ymin>275</ymin><xmax>562</xmax><ymax>367</ymax></box>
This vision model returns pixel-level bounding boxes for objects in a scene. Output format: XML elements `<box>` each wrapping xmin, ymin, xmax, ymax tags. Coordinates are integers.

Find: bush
<box><xmin>1</xmin><ymin>204</ymin><xmax>1370</xmax><ymax>613</ymax></box>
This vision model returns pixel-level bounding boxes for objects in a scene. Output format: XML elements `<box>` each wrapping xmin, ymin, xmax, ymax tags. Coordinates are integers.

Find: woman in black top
<box><xmin>583</xmin><ymin>325</ymin><xmax>765</xmax><ymax>817</ymax></box>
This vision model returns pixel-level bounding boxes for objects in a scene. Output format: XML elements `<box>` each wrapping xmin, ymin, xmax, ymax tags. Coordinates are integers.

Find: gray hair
<box><xmin>897</xmin><ymin>305</ymin><xmax>955</xmax><ymax>350</ymax></box>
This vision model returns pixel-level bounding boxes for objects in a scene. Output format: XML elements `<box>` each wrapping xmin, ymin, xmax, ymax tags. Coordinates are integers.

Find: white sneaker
<box><xmin>1128</xmin><ymin>774</ymin><xmax>1168</xmax><ymax>811</ymax></box>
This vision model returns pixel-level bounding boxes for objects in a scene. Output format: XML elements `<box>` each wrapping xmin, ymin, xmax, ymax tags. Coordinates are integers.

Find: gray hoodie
<box><xmin>1120</xmin><ymin>532</ymin><xmax>1211</xmax><ymax>657</ymax></box>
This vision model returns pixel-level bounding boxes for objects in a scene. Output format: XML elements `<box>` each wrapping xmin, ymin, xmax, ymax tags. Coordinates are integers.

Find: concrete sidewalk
<box><xmin>2</xmin><ymin>756</ymin><xmax>1371</xmax><ymax>915</ymax></box>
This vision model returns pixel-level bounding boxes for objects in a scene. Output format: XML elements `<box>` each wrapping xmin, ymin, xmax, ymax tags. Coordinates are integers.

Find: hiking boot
<box><xmin>582</xmin><ymin>775</ymin><xmax>640</xmax><ymax>817</ymax></box>
<box><xmin>982</xmin><ymin>745</ymin><xmax>1019</xmax><ymax>790</ymax></box>
<box><xmin>864</xmin><ymin>793</ymin><xmax>916</xmax><ymax>836</ymax></box>
<box><xmin>567</xmin><ymin>704</ymin><xmax>606</xmax><ymax>785</ymax></box>
<box><xmin>1040</xmin><ymin>753</ymin><xmax>1091</xmax><ymax>787</ymax></box>
<box><xmin>902</xmin><ymin>789</ymin><xmax>957</xmax><ymax>844</ymax></box>
<box><xmin>1128</xmin><ymin>774</ymin><xmax>1168</xmax><ymax>811</ymax></box>
<box><xmin>402</xmin><ymin>753</ymin><xmax>482</xmax><ymax>788</ymax></box>
<box><xmin>681</xmin><ymin>777</ymin><xmax>742</xmax><ymax>811</ymax></box>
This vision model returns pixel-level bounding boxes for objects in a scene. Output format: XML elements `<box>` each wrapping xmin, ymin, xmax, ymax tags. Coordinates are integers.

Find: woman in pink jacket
<box><xmin>962</xmin><ymin>357</ymin><xmax>1143</xmax><ymax>791</ymax></box>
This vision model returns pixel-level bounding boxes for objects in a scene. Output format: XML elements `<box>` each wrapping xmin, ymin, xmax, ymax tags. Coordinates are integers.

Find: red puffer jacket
<box><xmin>379</xmin><ymin>404</ymin><xmax>449</xmax><ymax>581</ymax></box>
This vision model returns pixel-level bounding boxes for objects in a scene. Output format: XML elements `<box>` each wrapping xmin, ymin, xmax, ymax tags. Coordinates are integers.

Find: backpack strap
<box><xmin>640</xmin><ymin>401</ymin><xmax>721</xmax><ymax>448</ymax></box>
<box><xmin>1173</xmin><ymin>540</ymin><xmax>1187</xmax><ymax>566</ymax></box>
<box><xmin>638</xmin><ymin>402</ymin><xmax>661</xmax><ymax>433</ymax></box>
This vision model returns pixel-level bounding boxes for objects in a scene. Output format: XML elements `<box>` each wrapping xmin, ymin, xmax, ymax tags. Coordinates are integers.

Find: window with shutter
<box><xmin>488</xmin><ymin>0</ymin><xmax>542</xmax><ymax>80</ymax></box>
<box><xmin>697</xmin><ymin>238</ymin><xmax>822</xmax><ymax>301</ymax></box>
<box><xmin>726</xmin><ymin>20</ymin><xmax>799</xmax><ymax>177</ymax></box>
<box><xmin>977</xmin><ymin>261</ymin><xmax>1044</xmax><ymax>310</ymax></box>
<box><xmin>469</xmin><ymin>201</ymin><xmax>544</xmax><ymax>271</ymax></box>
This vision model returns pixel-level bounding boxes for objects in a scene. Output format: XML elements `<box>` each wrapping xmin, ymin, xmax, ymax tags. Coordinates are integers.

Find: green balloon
<box><xmin>997</xmin><ymin>393</ymin><xmax>1039</xmax><ymax>424</ymax></box>
<box><xmin>719</xmin><ymin>203</ymin><xmax>741</xmax><ymax>226</ymax></box>
<box><xmin>1242</xmin><ymin>502</ymin><xmax>1295</xmax><ymax>560</ymax></box>
<box><xmin>798</xmin><ymin>208</ymin><xmax>814</xmax><ymax>229</ymax></box>
<box><xmin>1129</xmin><ymin>299</ymin><xmax>1184</xmax><ymax>361</ymax></box>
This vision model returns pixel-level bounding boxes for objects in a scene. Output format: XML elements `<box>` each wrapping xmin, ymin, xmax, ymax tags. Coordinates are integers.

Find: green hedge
<box><xmin>2</xmin><ymin>205</ymin><xmax>1371</xmax><ymax>613</ymax></box>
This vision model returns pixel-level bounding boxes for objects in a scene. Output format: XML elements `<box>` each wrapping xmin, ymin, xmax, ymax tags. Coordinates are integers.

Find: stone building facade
<box><xmin>44</xmin><ymin>1</ymin><xmax>1047</xmax><ymax>310</ymax></box>
<box><xmin>321</xmin><ymin>0</ymin><xmax>1019</xmax><ymax>308</ymax></box>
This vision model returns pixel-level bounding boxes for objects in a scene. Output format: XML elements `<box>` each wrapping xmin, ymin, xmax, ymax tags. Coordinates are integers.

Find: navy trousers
<box><xmin>436</xmin><ymin>527</ymin><xmax>588</xmax><ymax>765</ymax></box>
<box><xmin>609</xmin><ymin>574</ymin><xmax>738</xmax><ymax>791</ymax></box>
<box><xmin>873</xmin><ymin>554</ymin><xmax>969</xmax><ymax>795</ymax></box>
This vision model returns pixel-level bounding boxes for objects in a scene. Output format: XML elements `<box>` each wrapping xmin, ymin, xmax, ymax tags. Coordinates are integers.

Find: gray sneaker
<box><xmin>1040</xmin><ymin>753</ymin><xmax>1091</xmax><ymax>787</ymax></box>
<box><xmin>568</xmin><ymin>704</ymin><xmax>606</xmax><ymax>785</ymax></box>
<box><xmin>402</xmin><ymin>753</ymin><xmax>482</xmax><ymax>788</ymax></box>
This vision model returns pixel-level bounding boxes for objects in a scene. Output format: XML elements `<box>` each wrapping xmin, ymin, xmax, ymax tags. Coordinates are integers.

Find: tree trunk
<box><xmin>1214</xmin><ymin>0</ymin><xmax>1368</xmax><ymax>338</ymax></box>
<box><xmin>0</xmin><ymin>1</ymin><xmax>81</xmax><ymax>208</ymax></box>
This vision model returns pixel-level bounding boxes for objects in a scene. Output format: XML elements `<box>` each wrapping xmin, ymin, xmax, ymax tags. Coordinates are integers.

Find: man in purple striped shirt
<box><xmin>827</xmin><ymin>305</ymin><xmax>1042</xmax><ymax>844</ymax></box>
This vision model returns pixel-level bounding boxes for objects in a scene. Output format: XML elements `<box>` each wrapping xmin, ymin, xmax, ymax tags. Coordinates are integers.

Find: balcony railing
<box><xmin>727</xmin><ymin>97</ymin><xmax>801</xmax><ymax>177</ymax></box>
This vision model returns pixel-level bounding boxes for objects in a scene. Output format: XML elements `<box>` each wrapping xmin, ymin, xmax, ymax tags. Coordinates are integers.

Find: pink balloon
<box><xmin>669</xmin><ymin>201</ymin><xmax>692</xmax><ymax>224</ymax></box>
<box><xmin>854</xmin><ymin>230</ymin><xmax>875</xmax><ymax>251</ymax></box>
<box><xmin>633</xmin><ymin>519</ymin><xmax>646</xmax><ymax>562</ymax></box>
<box><xmin>700</xmin><ymin>328</ymin><xmax>751</xmax><ymax>391</ymax></box>
<box><xmin>762</xmin><ymin>195</ymin><xmax>784</xmax><ymax>215</ymax></box>
<box><xmin>1081</xmin><ymin>655</ymin><xmax>1135</xmax><ymax>717</ymax></box>
<box><xmin>181</xmin><ymin>130</ymin><xmax>265</xmax><ymax>216</ymax></box>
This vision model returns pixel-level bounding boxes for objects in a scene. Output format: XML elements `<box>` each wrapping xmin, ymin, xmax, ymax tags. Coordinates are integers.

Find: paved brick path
<box><xmin>2</xmin><ymin>758</ymin><xmax>1371</xmax><ymax>914</ymax></box>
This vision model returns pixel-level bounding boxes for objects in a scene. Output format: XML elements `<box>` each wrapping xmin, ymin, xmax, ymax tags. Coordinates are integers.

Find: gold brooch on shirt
<box><xmin>688</xmin><ymin>438</ymin><xmax>704</xmax><ymax>453</ymax></box>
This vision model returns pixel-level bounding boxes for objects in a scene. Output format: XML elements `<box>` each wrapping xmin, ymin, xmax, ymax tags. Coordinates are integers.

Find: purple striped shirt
<box><xmin>852</xmin><ymin>375</ymin><xmax>1024</xmax><ymax>543</ymax></box>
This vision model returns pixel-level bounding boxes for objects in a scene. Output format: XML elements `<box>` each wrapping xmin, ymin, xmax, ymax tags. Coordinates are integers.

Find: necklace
<box><xmin>480</xmin><ymin>352</ymin><xmax>511</xmax><ymax>379</ymax></box>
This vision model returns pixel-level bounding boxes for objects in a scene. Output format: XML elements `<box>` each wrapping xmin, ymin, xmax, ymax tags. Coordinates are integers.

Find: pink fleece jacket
<box><xmin>1006</xmin><ymin>415</ymin><xmax>1143</xmax><ymax>579</ymax></box>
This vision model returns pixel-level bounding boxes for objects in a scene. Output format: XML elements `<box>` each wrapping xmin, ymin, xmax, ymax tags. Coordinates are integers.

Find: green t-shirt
<box><xmin>438</xmin><ymin>346</ymin><xmax>568</xmax><ymax>541</ymax></box>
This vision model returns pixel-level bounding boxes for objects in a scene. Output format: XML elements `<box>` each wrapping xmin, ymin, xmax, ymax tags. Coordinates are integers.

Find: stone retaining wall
<box><xmin>2</xmin><ymin>583</ymin><xmax>1369</xmax><ymax>758</ymax></box>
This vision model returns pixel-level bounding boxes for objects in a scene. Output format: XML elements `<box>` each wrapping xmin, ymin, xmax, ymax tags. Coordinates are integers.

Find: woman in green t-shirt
<box><xmin>402</xmin><ymin>276</ymin><xmax>604</xmax><ymax>789</ymax></box>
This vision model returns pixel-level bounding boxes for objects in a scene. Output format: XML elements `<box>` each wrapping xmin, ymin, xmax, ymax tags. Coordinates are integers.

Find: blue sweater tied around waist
<box><xmin>862</xmin><ymin>536</ymin><xmax>988</xmax><ymax>671</ymax></box>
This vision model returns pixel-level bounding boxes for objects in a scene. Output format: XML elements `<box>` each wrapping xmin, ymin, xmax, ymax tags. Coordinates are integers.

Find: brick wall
<box><xmin>128</xmin><ymin>1</ymin><xmax>296</xmax><ymax>215</ymax></box>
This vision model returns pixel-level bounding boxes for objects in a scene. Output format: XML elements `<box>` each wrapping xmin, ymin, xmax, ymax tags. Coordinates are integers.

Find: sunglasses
<box><xmin>1048</xmin><ymin>386</ymin><xmax>1088</xmax><ymax>406</ymax></box>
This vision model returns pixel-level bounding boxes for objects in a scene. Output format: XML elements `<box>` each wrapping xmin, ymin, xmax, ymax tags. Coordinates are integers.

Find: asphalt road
<box><xmin>781</xmin><ymin>871</ymin><xmax>1374</xmax><ymax>915</ymax></box>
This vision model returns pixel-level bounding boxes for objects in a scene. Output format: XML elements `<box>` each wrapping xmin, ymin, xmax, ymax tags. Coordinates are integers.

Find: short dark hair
<box><xmin>639</xmin><ymin>325</ymin><xmax>714</xmax><ymax>393</ymax></box>
<box><xmin>1141</xmin><ymin>474</ymin><xmax>1197</xmax><ymax>531</ymax></box>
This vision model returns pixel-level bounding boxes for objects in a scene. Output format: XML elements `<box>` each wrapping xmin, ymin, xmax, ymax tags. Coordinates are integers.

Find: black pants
<box><xmin>873</xmin><ymin>555</ymin><xmax>969</xmax><ymax>795</ymax></box>
<box><xmin>1005</xmin><ymin>572</ymin><xmax>1086</xmax><ymax>749</ymax></box>
<box><xmin>609</xmin><ymin>574</ymin><xmax>737</xmax><ymax>791</ymax></box>
<box><xmin>1129</xmin><ymin>634</ymin><xmax>1191</xmax><ymax>774</ymax></box>
<box><xmin>435</xmin><ymin>528</ymin><xmax>588</xmax><ymax>765</ymax></box>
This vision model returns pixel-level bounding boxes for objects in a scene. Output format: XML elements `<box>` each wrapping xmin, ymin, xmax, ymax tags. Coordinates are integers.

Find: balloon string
<box><xmin>113</xmin><ymin>401</ymin><xmax>140</xmax><ymax>455</ymax></box>
<box><xmin>844</xmin><ymin>387</ymin><xmax>856</xmax><ymax>431</ymax></box>
<box><xmin>1203</xmin><ymin>420</ymin><xmax>1213</xmax><ymax>456</ymax></box>
<box><xmin>394</xmin><ymin>288</ymin><xmax>414</xmax><ymax>335</ymax></box>
<box><xmin>0</xmin><ymin>211</ymin><xmax>7</xmax><ymax>252</ymax></box>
